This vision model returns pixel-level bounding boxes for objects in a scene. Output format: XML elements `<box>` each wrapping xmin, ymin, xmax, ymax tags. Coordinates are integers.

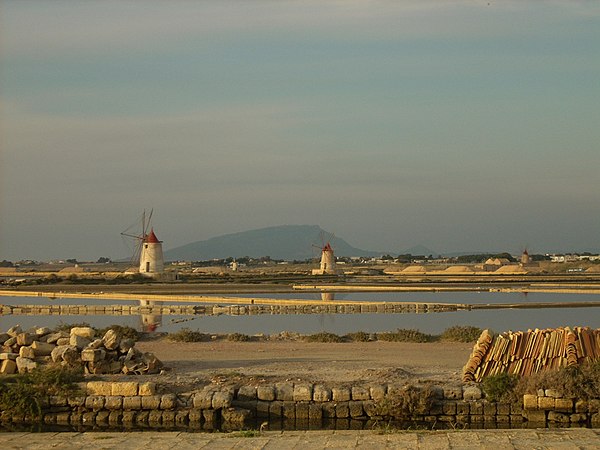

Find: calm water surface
<box><xmin>1</xmin><ymin>292</ymin><xmax>598</xmax><ymax>335</ymax></box>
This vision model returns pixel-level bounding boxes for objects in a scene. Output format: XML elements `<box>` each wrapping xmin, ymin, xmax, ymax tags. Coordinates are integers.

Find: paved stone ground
<box><xmin>0</xmin><ymin>429</ymin><xmax>599</xmax><ymax>449</ymax></box>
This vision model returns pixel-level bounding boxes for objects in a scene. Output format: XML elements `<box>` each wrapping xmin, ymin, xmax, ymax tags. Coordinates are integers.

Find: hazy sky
<box><xmin>1</xmin><ymin>1</ymin><xmax>599</xmax><ymax>261</ymax></box>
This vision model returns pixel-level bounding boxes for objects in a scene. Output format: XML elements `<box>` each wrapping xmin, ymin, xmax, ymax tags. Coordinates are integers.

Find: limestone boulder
<box><xmin>70</xmin><ymin>334</ymin><xmax>91</xmax><ymax>350</ymax></box>
<box><xmin>0</xmin><ymin>359</ymin><xmax>17</xmax><ymax>375</ymax></box>
<box><xmin>31</xmin><ymin>341</ymin><xmax>56</xmax><ymax>356</ymax></box>
<box><xmin>16</xmin><ymin>332</ymin><xmax>35</xmax><ymax>346</ymax></box>
<box><xmin>16</xmin><ymin>356</ymin><xmax>37</xmax><ymax>374</ymax></box>
<box><xmin>102</xmin><ymin>329</ymin><xmax>121</xmax><ymax>351</ymax></box>
<box><xmin>70</xmin><ymin>327</ymin><xmax>96</xmax><ymax>339</ymax></box>
<box><xmin>19</xmin><ymin>346</ymin><xmax>36</xmax><ymax>359</ymax></box>
<box><xmin>7</xmin><ymin>325</ymin><xmax>23</xmax><ymax>337</ymax></box>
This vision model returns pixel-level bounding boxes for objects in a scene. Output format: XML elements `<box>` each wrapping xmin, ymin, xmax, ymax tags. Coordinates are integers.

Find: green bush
<box><xmin>303</xmin><ymin>332</ymin><xmax>344</xmax><ymax>343</ymax></box>
<box><xmin>167</xmin><ymin>328</ymin><xmax>210</xmax><ymax>342</ymax></box>
<box><xmin>482</xmin><ymin>373</ymin><xmax>519</xmax><ymax>402</ymax></box>
<box><xmin>345</xmin><ymin>331</ymin><xmax>371</xmax><ymax>342</ymax></box>
<box><xmin>377</xmin><ymin>329</ymin><xmax>433</xmax><ymax>343</ymax></box>
<box><xmin>0</xmin><ymin>365</ymin><xmax>83</xmax><ymax>420</ymax></box>
<box><xmin>440</xmin><ymin>326</ymin><xmax>482</xmax><ymax>343</ymax></box>
<box><xmin>515</xmin><ymin>361</ymin><xmax>600</xmax><ymax>400</ymax></box>
<box><xmin>227</xmin><ymin>333</ymin><xmax>251</xmax><ymax>342</ymax></box>
<box><xmin>97</xmin><ymin>324</ymin><xmax>139</xmax><ymax>341</ymax></box>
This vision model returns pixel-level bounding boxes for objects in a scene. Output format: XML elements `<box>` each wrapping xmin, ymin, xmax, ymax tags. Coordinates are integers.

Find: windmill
<box><xmin>520</xmin><ymin>246</ymin><xmax>531</xmax><ymax>265</ymax></box>
<box><xmin>120</xmin><ymin>209</ymin><xmax>164</xmax><ymax>278</ymax></box>
<box><xmin>311</xmin><ymin>231</ymin><xmax>337</xmax><ymax>275</ymax></box>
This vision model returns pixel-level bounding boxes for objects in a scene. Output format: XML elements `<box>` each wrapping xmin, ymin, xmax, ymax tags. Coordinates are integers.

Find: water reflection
<box><xmin>139</xmin><ymin>300</ymin><xmax>162</xmax><ymax>333</ymax></box>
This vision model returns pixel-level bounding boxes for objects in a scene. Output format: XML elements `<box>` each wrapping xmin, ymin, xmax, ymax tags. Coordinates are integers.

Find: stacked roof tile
<box><xmin>463</xmin><ymin>327</ymin><xmax>600</xmax><ymax>383</ymax></box>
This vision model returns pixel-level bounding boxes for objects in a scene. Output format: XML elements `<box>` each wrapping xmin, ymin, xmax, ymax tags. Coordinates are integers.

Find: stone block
<box><xmin>148</xmin><ymin>410</ymin><xmax>162</xmax><ymax>425</ymax></box>
<box><xmin>456</xmin><ymin>401</ymin><xmax>469</xmax><ymax>415</ymax></box>
<box><xmin>524</xmin><ymin>410</ymin><xmax>546</xmax><ymax>423</ymax></box>
<box><xmin>237</xmin><ymin>385</ymin><xmax>257</xmax><ymax>401</ymax></box>
<box><xmin>309</xmin><ymin>403</ymin><xmax>322</xmax><ymax>420</ymax></box>
<box><xmin>0</xmin><ymin>352</ymin><xmax>19</xmax><ymax>360</ymax></box>
<box><xmin>212</xmin><ymin>390</ymin><xmax>233</xmax><ymax>409</ymax></box>
<box><xmin>0</xmin><ymin>359</ymin><xmax>17</xmax><ymax>375</ymax></box>
<box><xmin>483</xmin><ymin>402</ymin><xmax>497</xmax><ymax>416</ymax></box>
<box><xmin>95</xmin><ymin>410</ymin><xmax>110</xmax><ymax>425</ymax></box>
<box><xmin>443</xmin><ymin>385</ymin><xmax>463</xmax><ymax>400</ymax></box>
<box><xmin>369</xmin><ymin>384</ymin><xmax>386</xmax><ymax>402</ymax></box>
<box><xmin>313</xmin><ymin>385</ymin><xmax>331</xmax><ymax>402</ymax></box>
<box><xmin>135</xmin><ymin>410</ymin><xmax>150</xmax><ymax>425</ymax></box>
<box><xmin>15</xmin><ymin>356</ymin><xmax>37</xmax><ymax>373</ymax></box>
<box><xmin>122</xmin><ymin>411</ymin><xmax>136</xmax><ymax>425</ymax></box>
<box><xmin>332</xmin><ymin>387</ymin><xmax>351</xmax><ymax>402</ymax></box>
<box><xmin>275</xmin><ymin>382</ymin><xmax>294</xmax><ymax>401</ymax></box>
<box><xmin>282</xmin><ymin>401</ymin><xmax>295</xmax><ymax>419</ymax></box>
<box><xmin>588</xmin><ymin>399</ymin><xmax>600</xmax><ymax>413</ymax></box>
<box><xmin>68</xmin><ymin>396</ymin><xmax>86</xmax><ymax>407</ymax></box>
<box><xmin>105</xmin><ymin>396</ymin><xmax>123</xmax><ymax>410</ymax></box>
<box><xmin>161</xmin><ymin>411</ymin><xmax>175</xmax><ymax>426</ymax></box>
<box><xmin>441</xmin><ymin>401</ymin><xmax>456</xmax><ymax>415</ymax></box>
<box><xmin>496</xmin><ymin>403</ymin><xmax>510</xmax><ymax>415</ymax></box>
<box><xmin>70</xmin><ymin>327</ymin><xmax>96</xmax><ymax>339</ymax></box>
<box><xmin>592</xmin><ymin>412</ymin><xmax>600</xmax><ymax>426</ymax></box>
<box><xmin>119</xmin><ymin>395</ymin><xmax>142</xmax><ymax>411</ymax></box>
<box><xmin>188</xmin><ymin>409</ymin><xmax>203</xmax><ymax>424</ymax></box>
<box><xmin>256</xmin><ymin>400</ymin><xmax>270</xmax><ymax>418</ymax></box>
<box><xmin>87</xmin><ymin>381</ymin><xmax>112</xmax><ymax>396</ymax></box>
<box><xmin>19</xmin><ymin>346</ymin><xmax>35</xmax><ymax>359</ymax></box>
<box><xmin>31</xmin><ymin>341</ymin><xmax>55</xmax><ymax>356</ymax></box>
<box><xmin>523</xmin><ymin>394</ymin><xmax>537</xmax><ymax>410</ymax></box>
<box><xmin>547</xmin><ymin>411</ymin><xmax>570</xmax><ymax>423</ymax></box>
<box><xmin>269</xmin><ymin>400</ymin><xmax>283</xmax><ymax>418</ymax></box>
<box><xmin>349</xmin><ymin>401</ymin><xmax>364</xmax><ymax>418</ymax></box>
<box><xmin>336</xmin><ymin>402</ymin><xmax>350</xmax><ymax>418</ymax></box>
<box><xmin>81</xmin><ymin>348</ymin><xmax>106</xmax><ymax>363</ymax></box>
<box><xmin>85</xmin><ymin>396</ymin><xmax>105</xmax><ymax>411</ymax></box>
<box><xmin>570</xmin><ymin>413</ymin><xmax>587</xmax><ymax>423</ymax></box>
<box><xmin>160</xmin><ymin>394</ymin><xmax>177</xmax><ymax>410</ymax></box>
<box><xmin>82</xmin><ymin>411</ymin><xmax>96</xmax><ymax>425</ymax></box>
<box><xmin>293</xmin><ymin>384</ymin><xmax>313</xmax><ymax>401</ymax></box>
<box><xmin>138</xmin><ymin>382</ymin><xmax>156</xmax><ymax>396</ymax></box>
<box><xmin>538</xmin><ymin>396</ymin><xmax>555</xmax><ymax>410</ymax></box>
<box><xmin>193</xmin><ymin>391</ymin><xmax>213</xmax><ymax>409</ymax></box>
<box><xmin>554</xmin><ymin>398</ymin><xmax>573</xmax><ymax>413</ymax></box>
<box><xmin>295</xmin><ymin>402</ymin><xmax>309</xmax><ymax>419</ymax></box>
<box><xmin>70</xmin><ymin>334</ymin><xmax>91</xmax><ymax>350</ymax></box>
<box><xmin>202</xmin><ymin>409</ymin><xmax>217</xmax><ymax>425</ymax></box>
<box><xmin>102</xmin><ymin>329</ymin><xmax>121</xmax><ymax>350</ymax></box>
<box><xmin>575</xmin><ymin>400</ymin><xmax>588</xmax><ymax>413</ymax></box>
<box><xmin>470</xmin><ymin>401</ymin><xmax>484</xmax><ymax>415</ymax></box>
<box><xmin>16</xmin><ymin>333</ymin><xmax>34</xmax><ymax>346</ymax></box>
<box><xmin>56</xmin><ymin>337</ymin><xmax>70</xmax><ymax>346</ymax></box>
<box><xmin>322</xmin><ymin>402</ymin><xmax>336</xmax><ymax>418</ymax></box>
<box><xmin>351</xmin><ymin>386</ymin><xmax>370</xmax><ymax>401</ymax></box>
<box><xmin>141</xmin><ymin>395</ymin><xmax>161</xmax><ymax>410</ymax></box>
<box><xmin>496</xmin><ymin>414</ymin><xmax>510</xmax><ymax>423</ymax></box>
<box><xmin>7</xmin><ymin>325</ymin><xmax>22</xmax><ymax>337</ymax></box>
<box><xmin>175</xmin><ymin>410</ymin><xmax>189</xmax><ymax>426</ymax></box>
<box><xmin>257</xmin><ymin>385</ymin><xmax>275</xmax><ymax>401</ymax></box>
<box><xmin>463</xmin><ymin>385</ymin><xmax>482</xmax><ymax>401</ymax></box>
<box><xmin>112</xmin><ymin>382</ymin><xmax>139</xmax><ymax>397</ymax></box>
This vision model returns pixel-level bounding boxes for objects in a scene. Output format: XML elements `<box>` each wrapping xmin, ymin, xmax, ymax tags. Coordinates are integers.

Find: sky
<box><xmin>1</xmin><ymin>0</ymin><xmax>599</xmax><ymax>261</ymax></box>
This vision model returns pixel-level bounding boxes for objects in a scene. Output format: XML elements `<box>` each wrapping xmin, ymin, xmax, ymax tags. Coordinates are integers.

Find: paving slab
<box><xmin>0</xmin><ymin>429</ymin><xmax>599</xmax><ymax>450</ymax></box>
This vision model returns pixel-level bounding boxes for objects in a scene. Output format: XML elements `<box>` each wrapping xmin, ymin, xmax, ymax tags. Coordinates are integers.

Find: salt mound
<box><xmin>444</xmin><ymin>265</ymin><xmax>473</xmax><ymax>273</ymax></box>
<box><xmin>494</xmin><ymin>265</ymin><xmax>527</xmax><ymax>274</ymax></box>
<box><xmin>401</xmin><ymin>265</ymin><xmax>426</xmax><ymax>273</ymax></box>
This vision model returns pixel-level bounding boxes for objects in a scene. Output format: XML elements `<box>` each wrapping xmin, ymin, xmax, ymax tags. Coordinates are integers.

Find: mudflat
<box><xmin>135</xmin><ymin>338</ymin><xmax>473</xmax><ymax>390</ymax></box>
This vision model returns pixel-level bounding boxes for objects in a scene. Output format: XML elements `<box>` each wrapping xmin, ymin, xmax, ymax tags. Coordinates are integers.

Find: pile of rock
<box><xmin>0</xmin><ymin>325</ymin><xmax>162</xmax><ymax>375</ymax></box>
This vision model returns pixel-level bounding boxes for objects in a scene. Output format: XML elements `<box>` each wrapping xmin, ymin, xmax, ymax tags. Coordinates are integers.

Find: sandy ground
<box><xmin>134</xmin><ymin>338</ymin><xmax>473</xmax><ymax>392</ymax></box>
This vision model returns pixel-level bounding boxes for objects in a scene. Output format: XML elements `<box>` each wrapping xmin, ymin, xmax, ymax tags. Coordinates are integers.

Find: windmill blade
<box><xmin>144</xmin><ymin>209</ymin><xmax>154</xmax><ymax>236</ymax></box>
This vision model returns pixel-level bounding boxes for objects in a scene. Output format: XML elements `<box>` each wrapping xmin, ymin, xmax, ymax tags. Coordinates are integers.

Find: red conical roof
<box><xmin>145</xmin><ymin>228</ymin><xmax>161</xmax><ymax>243</ymax></box>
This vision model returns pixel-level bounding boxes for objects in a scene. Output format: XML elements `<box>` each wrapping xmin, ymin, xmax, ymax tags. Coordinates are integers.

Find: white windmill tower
<box><xmin>121</xmin><ymin>209</ymin><xmax>165</xmax><ymax>279</ymax></box>
<box><xmin>311</xmin><ymin>232</ymin><xmax>338</xmax><ymax>275</ymax></box>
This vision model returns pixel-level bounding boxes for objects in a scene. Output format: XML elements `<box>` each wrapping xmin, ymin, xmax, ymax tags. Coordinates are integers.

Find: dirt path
<box><xmin>135</xmin><ymin>339</ymin><xmax>473</xmax><ymax>391</ymax></box>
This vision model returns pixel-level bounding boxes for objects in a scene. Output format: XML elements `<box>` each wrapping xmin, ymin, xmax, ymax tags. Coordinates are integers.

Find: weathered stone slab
<box><xmin>275</xmin><ymin>382</ymin><xmax>294</xmax><ymax>401</ymax></box>
<box><xmin>15</xmin><ymin>356</ymin><xmax>37</xmax><ymax>373</ymax></box>
<box><xmin>16</xmin><ymin>333</ymin><xmax>34</xmax><ymax>346</ymax></box>
<box><xmin>369</xmin><ymin>384</ymin><xmax>387</xmax><ymax>402</ymax></box>
<box><xmin>0</xmin><ymin>352</ymin><xmax>18</xmax><ymax>360</ymax></box>
<box><xmin>19</xmin><ymin>346</ymin><xmax>35</xmax><ymax>359</ymax></box>
<box><xmin>293</xmin><ymin>384</ymin><xmax>312</xmax><ymax>401</ymax></box>
<box><xmin>160</xmin><ymin>394</ymin><xmax>177</xmax><ymax>410</ymax></box>
<box><xmin>70</xmin><ymin>334</ymin><xmax>91</xmax><ymax>350</ymax></box>
<box><xmin>111</xmin><ymin>382</ymin><xmax>138</xmax><ymax>396</ymax></box>
<box><xmin>70</xmin><ymin>327</ymin><xmax>96</xmax><ymax>339</ymax></box>
<box><xmin>332</xmin><ymin>387</ymin><xmax>351</xmax><ymax>402</ymax></box>
<box><xmin>141</xmin><ymin>395</ymin><xmax>161</xmax><ymax>410</ymax></box>
<box><xmin>257</xmin><ymin>385</ymin><xmax>275</xmax><ymax>401</ymax></box>
<box><xmin>0</xmin><ymin>359</ymin><xmax>17</xmax><ymax>374</ymax></box>
<box><xmin>538</xmin><ymin>396</ymin><xmax>555</xmax><ymax>410</ymax></box>
<box><xmin>102</xmin><ymin>329</ymin><xmax>121</xmax><ymax>350</ymax></box>
<box><xmin>463</xmin><ymin>385</ymin><xmax>482</xmax><ymax>401</ymax></box>
<box><xmin>122</xmin><ymin>396</ymin><xmax>142</xmax><ymax>410</ymax></box>
<box><xmin>105</xmin><ymin>396</ymin><xmax>123</xmax><ymax>410</ymax></box>
<box><xmin>212</xmin><ymin>390</ymin><xmax>233</xmax><ymax>409</ymax></box>
<box><xmin>352</xmin><ymin>386</ymin><xmax>370</xmax><ymax>401</ymax></box>
<box><xmin>139</xmin><ymin>382</ymin><xmax>156</xmax><ymax>396</ymax></box>
<box><xmin>87</xmin><ymin>381</ymin><xmax>112</xmax><ymax>396</ymax></box>
<box><xmin>523</xmin><ymin>394</ymin><xmax>537</xmax><ymax>410</ymax></box>
<box><xmin>237</xmin><ymin>385</ymin><xmax>257</xmax><ymax>401</ymax></box>
<box><xmin>554</xmin><ymin>398</ymin><xmax>573</xmax><ymax>413</ymax></box>
<box><xmin>313</xmin><ymin>385</ymin><xmax>331</xmax><ymax>402</ymax></box>
<box><xmin>81</xmin><ymin>348</ymin><xmax>106</xmax><ymax>363</ymax></box>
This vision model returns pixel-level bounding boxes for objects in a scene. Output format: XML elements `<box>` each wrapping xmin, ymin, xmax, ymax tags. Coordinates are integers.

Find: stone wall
<box><xmin>4</xmin><ymin>380</ymin><xmax>598</xmax><ymax>431</ymax></box>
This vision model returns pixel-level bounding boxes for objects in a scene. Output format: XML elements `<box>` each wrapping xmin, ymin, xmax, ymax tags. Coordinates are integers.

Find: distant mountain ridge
<box><xmin>163</xmin><ymin>225</ymin><xmax>382</xmax><ymax>261</ymax></box>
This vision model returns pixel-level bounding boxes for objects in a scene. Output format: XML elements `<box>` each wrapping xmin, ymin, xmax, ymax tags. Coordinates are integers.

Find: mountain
<box><xmin>163</xmin><ymin>225</ymin><xmax>382</xmax><ymax>261</ymax></box>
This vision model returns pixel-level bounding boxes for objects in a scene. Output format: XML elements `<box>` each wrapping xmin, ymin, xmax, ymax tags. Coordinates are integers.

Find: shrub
<box><xmin>303</xmin><ymin>332</ymin><xmax>344</xmax><ymax>343</ymax></box>
<box><xmin>440</xmin><ymin>326</ymin><xmax>482</xmax><ymax>343</ymax></box>
<box><xmin>0</xmin><ymin>365</ymin><xmax>83</xmax><ymax>420</ymax></box>
<box><xmin>167</xmin><ymin>328</ymin><xmax>210</xmax><ymax>342</ymax></box>
<box><xmin>54</xmin><ymin>322</ymin><xmax>91</xmax><ymax>333</ymax></box>
<box><xmin>482</xmin><ymin>373</ymin><xmax>519</xmax><ymax>402</ymax></box>
<box><xmin>375</xmin><ymin>385</ymin><xmax>436</xmax><ymax>419</ymax></box>
<box><xmin>227</xmin><ymin>333</ymin><xmax>251</xmax><ymax>342</ymax></box>
<box><xmin>97</xmin><ymin>324</ymin><xmax>139</xmax><ymax>341</ymax></box>
<box><xmin>377</xmin><ymin>329</ymin><xmax>433</xmax><ymax>343</ymax></box>
<box><xmin>345</xmin><ymin>331</ymin><xmax>371</xmax><ymax>342</ymax></box>
<box><xmin>515</xmin><ymin>361</ymin><xmax>600</xmax><ymax>400</ymax></box>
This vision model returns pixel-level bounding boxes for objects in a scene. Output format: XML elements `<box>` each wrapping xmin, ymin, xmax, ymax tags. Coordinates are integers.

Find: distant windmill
<box><xmin>311</xmin><ymin>231</ymin><xmax>337</xmax><ymax>275</ymax></box>
<box><xmin>121</xmin><ymin>209</ymin><xmax>164</xmax><ymax>278</ymax></box>
<box><xmin>520</xmin><ymin>246</ymin><xmax>531</xmax><ymax>265</ymax></box>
